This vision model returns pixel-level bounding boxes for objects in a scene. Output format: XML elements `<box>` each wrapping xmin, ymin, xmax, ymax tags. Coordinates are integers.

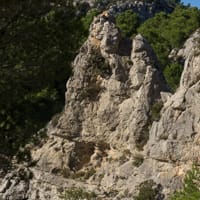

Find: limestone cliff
<box><xmin>0</xmin><ymin>12</ymin><xmax>200</xmax><ymax>200</ymax></box>
<box><xmin>144</xmin><ymin>28</ymin><xmax>200</xmax><ymax>197</ymax></box>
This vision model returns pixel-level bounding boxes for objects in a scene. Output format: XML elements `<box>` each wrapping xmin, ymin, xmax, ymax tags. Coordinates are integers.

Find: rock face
<box><xmin>1</xmin><ymin>13</ymin><xmax>200</xmax><ymax>200</ymax></box>
<box><xmin>74</xmin><ymin>0</ymin><xmax>174</xmax><ymax>21</ymax></box>
<box><xmin>0</xmin><ymin>167</ymin><xmax>31</xmax><ymax>200</ymax></box>
<box><xmin>27</xmin><ymin>12</ymin><xmax>168</xmax><ymax>199</ymax></box>
<box><xmin>144</xmin><ymin>28</ymin><xmax>200</xmax><ymax>196</ymax></box>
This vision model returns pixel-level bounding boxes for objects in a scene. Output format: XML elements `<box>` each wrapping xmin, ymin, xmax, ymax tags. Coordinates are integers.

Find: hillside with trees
<box><xmin>0</xmin><ymin>0</ymin><xmax>88</xmax><ymax>160</ymax></box>
<box><xmin>0</xmin><ymin>0</ymin><xmax>200</xmax><ymax>199</ymax></box>
<box><xmin>0</xmin><ymin>0</ymin><xmax>199</xmax><ymax>179</ymax></box>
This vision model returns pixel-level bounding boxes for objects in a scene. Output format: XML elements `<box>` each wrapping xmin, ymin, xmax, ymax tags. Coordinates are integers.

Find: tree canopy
<box><xmin>138</xmin><ymin>6</ymin><xmax>200</xmax><ymax>90</ymax></box>
<box><xmin>116</xmin><ymin>10</ymin><xmax>139</xmax><ymax>37</ymax></box>
<box><xmin>0</xmin><ymin>0</ymin><xmax>88</xmax><ymax>158</ymax></box>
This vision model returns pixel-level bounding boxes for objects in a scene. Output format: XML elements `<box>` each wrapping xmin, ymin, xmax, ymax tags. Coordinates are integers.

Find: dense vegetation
<box><xmin>140</xmin><ymin>6</ymin><xmax>200</xmax><ymax>90</ymax></box>
<box><xmin>0</xmin><ymin>0</ymin><xmax>93</xmax><ymax>160</ymax></box>
<box><xmin>138</xmin><ymin>6</ymin><xmax>200</xmax><ymax>65</ymax></box>
<box><xmin>116</xmin><ymin>10</ymin><xmax>139</xmax><ymax>37</ymax></box>
<box><xmin>135</xmin><ymin>180</ymin><xmax>164</xmax><ymax>200</ymax></box>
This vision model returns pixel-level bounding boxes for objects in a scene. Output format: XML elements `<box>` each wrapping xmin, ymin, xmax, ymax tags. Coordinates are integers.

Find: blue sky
<box><xmin>182</xmin><ymin>0</ymin><xmax>200</xmax><ymax>7</ymax></box>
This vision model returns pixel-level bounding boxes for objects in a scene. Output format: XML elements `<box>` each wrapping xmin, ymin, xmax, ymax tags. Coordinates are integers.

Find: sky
<box><xmin>182</xmin><ymin>0</ymin><xmax>200</xmax><ymax>8</ymax></box>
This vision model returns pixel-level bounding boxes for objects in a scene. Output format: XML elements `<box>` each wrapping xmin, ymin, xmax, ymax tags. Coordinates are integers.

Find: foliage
<box><xmin>150</xmin><ymin>101</ymin><xmax>163</xmax><ymax>122</ymax></box>
<box><xmin>138</xmin><ymin>6</ymin><xmax>200</xmax><ymax>68</ymax></box>
<box><xmin>60</xmin><ymin>188</ymin><xmax>97</xmax><ymax>200</ymax></box>
<box><xmin>170</xmin><ymin>165</ymin><xmax>200</xmax><ymax>200</ymax></box>
<box><xmin>135</xmin><ymin>180</ymin><xmax>162</xmax><ymax>200</ymax></box>
<box><xmin>135</xmin><ymin>124</ymin><xmax>150</xmax><ymax>151</ymax></box>
<box><xmin>81</xmin><ymin>8</ymin><xmax>100</xmax><ymax>34</ymax></box>
<box><xmin>0</xmin><ymin>1</ymin><xmax>87</xmax><ymax>158</ymax></box>
<box><xmin>164</xmin><ymin>62</ymin><xmax>183</xmax><ymax>91</ymax></box>
<box><xmin>137</xmin><ymin>6</ymin><xmax>200</xmax><ymax>91</ymax></box>
<box><xmin>116</xmin><ymin>10</ymin><xmax>139</xmax><ymax>37</ymax></box>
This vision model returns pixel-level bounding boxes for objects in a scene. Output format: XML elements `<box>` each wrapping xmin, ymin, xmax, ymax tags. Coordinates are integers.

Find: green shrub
<box><xmin>60</xmin><ymin>188</ymin><xmax>96</xmax><ymax>200</ymax></box>
<box><xmin>135</xmin><ymin>180</ymin><xmax>162</xmax><ymax>200</ymax></box>
<box><xmin>150</xmin><ymin>101</ymin><xmax>163</xmax><ymax>122</ymax></box>
<box><xmin>164</xmin><ymin>62</ymin><xmax>183</xmax><ymax>91</ymax></box>
<box><xmin>135</xmin><ymin>124</ymin><xmax>149</xmax><ymax>151</ymax></box>
<box><xmin>81</xmin><ymin>9</ymin><xmax>100</xmax><ymax>34</ymax></box>
<box><xmin>116</xmin><ymin>10</ymin><xmax>139</xmax><ymax>37</ymax></box>
<box><xmin>170</xmin><ymin>165</ymin><xmax>200</xmax><ymax>200</ymax></box>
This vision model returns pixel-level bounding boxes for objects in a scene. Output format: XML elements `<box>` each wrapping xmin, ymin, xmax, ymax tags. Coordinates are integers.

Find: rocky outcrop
<box><xmin>74</xmin><ymin>0</ymin><xmax>174</xmax><ymax>21</ymax></box>
<box><xmin>1</xmin><ymin>12</ymin><xmax>200</xmax><ymax>200</ymax></box>
<box><xmin>0</xmin><ymin>12</ymin><xmax>169</xmax><ymax>199</ymax></box>
<box><xmin>143</xmin><ymin>28</ymin><xmax>200</xmax><ymax>197</ymax></box>
<box><xmin>107</xmin><ymin>0</ymin><xmax>173</xmax><ymax>20</ymax></box>
<box><xmin>0</xmin><ymin>167</ymin><xmax>31</xmax><ymax>200</ymax></box>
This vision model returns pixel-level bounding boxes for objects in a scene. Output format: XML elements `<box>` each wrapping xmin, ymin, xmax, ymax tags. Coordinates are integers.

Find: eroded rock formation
<box><xmin>1</xmin><ymin>12</ymin><xmax>200</xmax><ymax>200</ymax></box>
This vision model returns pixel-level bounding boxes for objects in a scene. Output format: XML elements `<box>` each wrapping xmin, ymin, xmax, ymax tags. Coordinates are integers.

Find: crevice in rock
<box><xmin>118</xmin><ymin>38</ymin><xmax>132</xmax><ymax>56</ymax></box>
<box><xmin>69</xmin><ymin>141</ymin><xmax>95</xmax><ymax>171</ymax></box>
